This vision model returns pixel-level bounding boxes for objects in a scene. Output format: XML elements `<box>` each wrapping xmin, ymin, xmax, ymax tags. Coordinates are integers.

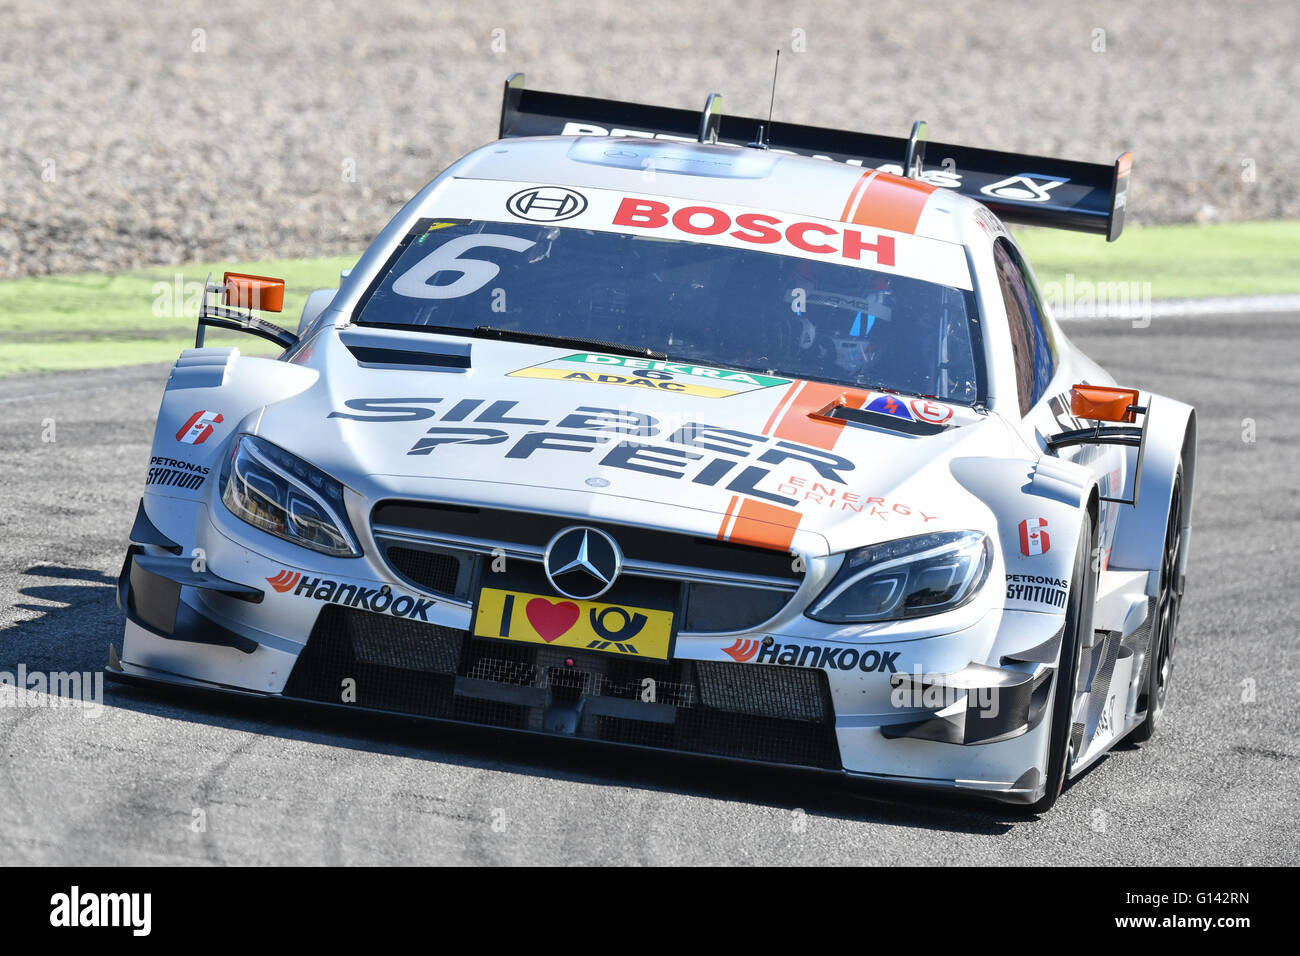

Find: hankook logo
<box><xmin>506</xmin><ymin>186</ymin><xmax>588</xmax><ymax>222</ymax></box>
<box><xmin>544</xmin><ymin>526</ymin><xmax>622</xmax><ymax>600</ymax></box>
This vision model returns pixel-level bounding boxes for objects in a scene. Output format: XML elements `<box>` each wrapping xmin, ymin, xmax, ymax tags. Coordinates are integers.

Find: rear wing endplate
<box><xmin>499</xmin><ymin>74</ymin><xmax>1132</xmax><ymax>241</ymax></box>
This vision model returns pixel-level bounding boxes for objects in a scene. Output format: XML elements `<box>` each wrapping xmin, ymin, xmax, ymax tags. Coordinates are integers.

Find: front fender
<box><xmin>950</xmin><ymin>455</ymin><xmax>1097</xmax><ymax>617</ymax></box>
<box><xmin>142</xmin><ymin>348</ymin><xmax>319</xmax><ymax>548</ymax></box>
<box><xmin>1109</xmin><ymin>393</ymin><xmax>1197</xmax><ymax>584</ymax></box>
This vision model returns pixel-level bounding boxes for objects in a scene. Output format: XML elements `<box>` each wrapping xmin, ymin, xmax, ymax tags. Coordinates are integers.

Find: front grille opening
<box><xmin>372</xmin><ymin>500</ymin><xmax>803</xmax><ymax>581</ymax></box>
<box><xmin>352</xmin><ymin>616</ymin><xmax>461</xmax><ymax>673</ymax></box>
<box><xmin>466</xmin><ymin>656</ymin><xmax>537</xmax><ymax>686</ymax></box>
<box><xmin>683</xmin><ymin>582</ymin><xmax>791</xmax><ymax>633</ymax></box>
<box><xmin>547</xmin><ymin>665</ymin><xmax>590</xmax><ymax>699</ymax></box>
<box><xmin>284</xmin><ymin>605</ymin><xmax>840</xmax><ymax>770</ymax></box>
<box><xmin>284</xmin><ymin>604</ymin><xmax>464</xmax><ymax>718</ymax></box>
<box><xmin>384</xmin><ymin>545</ymin><xmax>474</xmax><ymax>600</ymax></box>
<box><xmin>696</xmin><ymin>661</ymin><xmax>829</xmax><ymax>723</ymax></box>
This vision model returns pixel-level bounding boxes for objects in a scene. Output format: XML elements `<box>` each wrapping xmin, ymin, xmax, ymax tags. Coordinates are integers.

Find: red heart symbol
<box><xmin>525</xmin><ymin>598</ymin><xmax>580</xmax><ymax>642</ymax></box>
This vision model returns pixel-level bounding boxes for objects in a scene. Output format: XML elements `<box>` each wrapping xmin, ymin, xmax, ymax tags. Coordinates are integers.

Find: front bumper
<box><xmin>118</xmin><ymin>551</ymin><xmax>1059</xmax><ymax>805</ymax></box>
<box><xmin>116</xmin><ymin>496</ymin><xmax>1062</xmax><ymax>806</ymax></box>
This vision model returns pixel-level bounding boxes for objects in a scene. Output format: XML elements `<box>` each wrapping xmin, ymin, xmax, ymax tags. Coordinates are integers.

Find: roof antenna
<box><xmin>749</xmin><ymin>50</ymin><xmax>780</xmax><ymax>149</ymax></box>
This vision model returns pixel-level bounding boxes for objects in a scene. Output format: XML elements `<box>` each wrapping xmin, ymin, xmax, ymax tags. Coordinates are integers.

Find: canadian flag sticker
<box><xmin>176</xmin><ymin>410</ymin><xmax>224</xmax><ymax>445</ymax></box>
<box><xmin>1019</xmin><ymin>518</ymin><xmax>1050</xmax><ymax>556</ymax></box>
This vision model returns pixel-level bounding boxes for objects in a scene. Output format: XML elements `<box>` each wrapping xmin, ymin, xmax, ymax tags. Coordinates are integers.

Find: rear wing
<box><xmin>499</xmin><ymin>74</ymin><xmax>1132</xmax><ymax>241</ymax></box>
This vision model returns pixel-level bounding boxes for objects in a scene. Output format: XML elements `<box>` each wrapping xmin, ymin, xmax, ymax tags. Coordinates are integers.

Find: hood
<box><xmin>256</xmin><ymin>327</ymin><xmax>1014</xmax><ymax>554</ymax></box>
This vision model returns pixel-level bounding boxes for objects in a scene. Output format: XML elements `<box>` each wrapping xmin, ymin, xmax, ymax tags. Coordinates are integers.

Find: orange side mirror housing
<box><xmin>1071</xmin><ymin>384</ymin><xmax>1139</xmax><ymax>423</ymax></box>
<box><xmin>223</xmin><ymin>272</ymin><xmax>285</xmax><ymax>313</ymax></box>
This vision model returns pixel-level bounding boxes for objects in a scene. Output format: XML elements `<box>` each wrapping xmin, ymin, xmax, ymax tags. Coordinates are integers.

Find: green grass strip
<box><xmin>1</xmin><ymin>222</ymin><xmax>1296</xmax><ymax>377</ymax></box>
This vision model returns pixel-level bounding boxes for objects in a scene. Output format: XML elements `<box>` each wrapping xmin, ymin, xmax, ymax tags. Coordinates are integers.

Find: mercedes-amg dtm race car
<box><xmin>113</xmin><ymin>75</ymin><xmax>1196</xmax><ymax>811</ymax></box>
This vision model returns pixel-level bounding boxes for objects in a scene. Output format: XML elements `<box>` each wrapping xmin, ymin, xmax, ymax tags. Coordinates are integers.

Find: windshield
<box><xmin>354</xmin><ymin>218</ymin><xmax>983</xmax><ymax>403</ymax></box>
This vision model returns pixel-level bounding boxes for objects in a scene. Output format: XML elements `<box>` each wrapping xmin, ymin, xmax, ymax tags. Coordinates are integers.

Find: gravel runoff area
<box><xmin>1</xmin><ymin>0</ymin><xmax>1297</xmax><ymax>279</ymax></box>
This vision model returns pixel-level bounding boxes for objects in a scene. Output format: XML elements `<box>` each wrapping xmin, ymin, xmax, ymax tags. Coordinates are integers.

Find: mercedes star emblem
<box><xmin>543</xmin><ymin>526</ymin><xmax>622</xmax><ymax>600</ymax></box>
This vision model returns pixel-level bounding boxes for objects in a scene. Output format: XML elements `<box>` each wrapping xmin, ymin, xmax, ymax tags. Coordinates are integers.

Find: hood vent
<box><xmin>814</xmin><ymin>401</ymin><xmax>948</xmax><ymax>437</ymax></box>
<box><xmin>340</xmin><ymin>328</ymin><xmax>470</xmax><ymax>372</ymax></box>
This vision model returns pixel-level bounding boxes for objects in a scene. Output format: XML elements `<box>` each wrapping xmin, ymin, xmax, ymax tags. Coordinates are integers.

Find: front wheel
<box><xmin>1129</xmin><ymin>468</ymin><xmax>1185</xmax><ymax>743</ymax></box>
<box><xmin>1027</xmin><ymin>517</ymin><xmax>1097</xmax><ymax>814</ymax></box>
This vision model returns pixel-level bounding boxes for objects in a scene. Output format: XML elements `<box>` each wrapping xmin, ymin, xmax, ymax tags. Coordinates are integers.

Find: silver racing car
<box><xmin>114</xmin><ymin>76</ymin><xmax>1196</xmax><ymax>811</ymax></box>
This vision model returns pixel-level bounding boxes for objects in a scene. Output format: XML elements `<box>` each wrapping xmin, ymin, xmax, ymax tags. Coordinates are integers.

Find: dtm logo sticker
<box><xmin>267</xmin><ymin>570</ymin><xmax>436</xmax><ymax>620</ymax></box>
<box><xmin>909</xmin><ymin>398</ymin><xmax>953</xmax><ymax>424</ymax></box>
<box><xmin>176</xmin><ymin>410</ymin><xmax>223</xmax><ymax>444</ymax></box>
<box><xmin>508</xmin><ymin>353</ymin><xmax>790</xmax><ymax>399</ymax></box>
<box><xmin>980</xmin><ymin>174</ymin><xmax>1068</xmax><ymax>204</ymax></box>
<box><xmin>1019</xmin><ymin>518</ymin><xmax>1051</xmax><ymax>556</ymax></box>
<box><xmin>506</xmin><ymin>186</ymin><xmax>588</xmax><ymax>222</ymax></box>
<box><xmin>725</xmin><ymin>638</ymin><xmax>900</xmax><ymax>673</ymax></box>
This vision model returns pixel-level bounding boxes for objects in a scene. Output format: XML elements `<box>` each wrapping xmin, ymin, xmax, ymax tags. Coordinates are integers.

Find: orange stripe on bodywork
<box><xmin>716</xmin><ymin>494</ymin><xmax>741</xmax><ymax>540</ymax></box>
<box><xmin>839</xmin><ymin>170</ymin><xmax>878</xmax><ymax>222</ymax></box>
<box><xmin>732</xmin><ymin>377</ymin><xmax>874</xmax><ymax>553</ymax></box>
<box><xmin>767</xmin><ymin>381</ymin><xmax>870</xmax><ymax>450</ymax></box>
<box><xmin>725</xmin><ymin>499</ymin><xmax>803</xmax><ymax>553</ymax></box>
<box><xmin>848</xmin><ymin>175</ymin><xmax>936</xmax><ymax>234</ymax></box>
<box><xmin>761</xmin><ymin>380</ymin><xmax>804</xmax><ymax>436</ymax></box>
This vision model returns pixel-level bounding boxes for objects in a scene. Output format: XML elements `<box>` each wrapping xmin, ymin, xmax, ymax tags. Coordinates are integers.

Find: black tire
<box><xmin>1027</xmin><ymin>517</ymin><xmax>1097</xmax><ymax>814</ymax></box>
<box><xmin>1129</xmin><ymin>468</ymin><xmax>1185</xmax><ymax>743</ymax></box>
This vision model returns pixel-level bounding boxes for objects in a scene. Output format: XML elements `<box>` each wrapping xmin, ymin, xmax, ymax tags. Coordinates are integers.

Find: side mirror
<box><xmin>1071</xmin><ymin>384</ymin><xmax>1139</xmax><ymax>423</ymax></box>
<box><xmin>223</xmin><ymin>272</ymin><xmax>285</xmax><ymax>313</ymax></box>
<box><xmin>1050</xmin><ymin>384</ymin><xmax>1149</xmax><ymax>508</ymax></box>
<box><xmin>195</xmin><ymin>272</ymin><xmax>297</xmax><ymax>350</ymax></box>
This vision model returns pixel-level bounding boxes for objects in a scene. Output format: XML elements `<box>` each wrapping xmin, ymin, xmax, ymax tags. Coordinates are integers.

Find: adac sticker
<box><xmin>508</xmin><ymin>352</ymin><xmax>789</xmax><ymax>399</ymax></box>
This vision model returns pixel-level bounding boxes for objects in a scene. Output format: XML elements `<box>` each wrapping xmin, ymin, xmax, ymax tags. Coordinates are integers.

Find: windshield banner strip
<box><xmin>426</xmin><ymin>177</ymin><xmax>973</xmax><ymax>291</ymax></box>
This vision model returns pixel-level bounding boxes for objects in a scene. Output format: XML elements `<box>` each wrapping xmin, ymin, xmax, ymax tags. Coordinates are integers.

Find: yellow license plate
<box><xmin>473</xmin><ymin>588</ymin><xmax>675</xmax><ymax>660</ymax></box>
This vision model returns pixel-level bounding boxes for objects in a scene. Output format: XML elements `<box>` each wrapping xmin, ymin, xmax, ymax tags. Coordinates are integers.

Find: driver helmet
<box><xmin>785</xmin><ymin>266</ymin><xmax>895</xmax><ymax>375</ymax></box>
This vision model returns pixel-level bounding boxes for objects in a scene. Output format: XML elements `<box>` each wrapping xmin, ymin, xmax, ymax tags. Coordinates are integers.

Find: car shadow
<box><xmin>6</xmin><ymin>564</ymin><xmax>1040</xmax><ymax>835</ymax></box>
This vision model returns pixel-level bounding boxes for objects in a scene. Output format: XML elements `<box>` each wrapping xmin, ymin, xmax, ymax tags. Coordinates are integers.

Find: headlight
<box><xmin>220</xmin><ymin>434</ymin><xmax>361</xmax><ymax>557</ymax></box>
<box><xmin>807</xmin><ymin>531</ymin><xmax>991</xmax><ymax>623</ymax></box>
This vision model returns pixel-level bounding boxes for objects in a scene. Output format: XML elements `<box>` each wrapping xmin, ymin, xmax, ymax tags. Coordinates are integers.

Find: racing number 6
<box><xmin>391</xmin><ymin>233</ymin><xmax>537</xmax><ymax>299</ymax></box>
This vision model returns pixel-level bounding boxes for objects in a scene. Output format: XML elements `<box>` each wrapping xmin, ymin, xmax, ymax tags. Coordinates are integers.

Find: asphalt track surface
<box><xmin>1</xmin><ymin>314</ymin><xmax>1296</xmax><ymax>865</ymax></box>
